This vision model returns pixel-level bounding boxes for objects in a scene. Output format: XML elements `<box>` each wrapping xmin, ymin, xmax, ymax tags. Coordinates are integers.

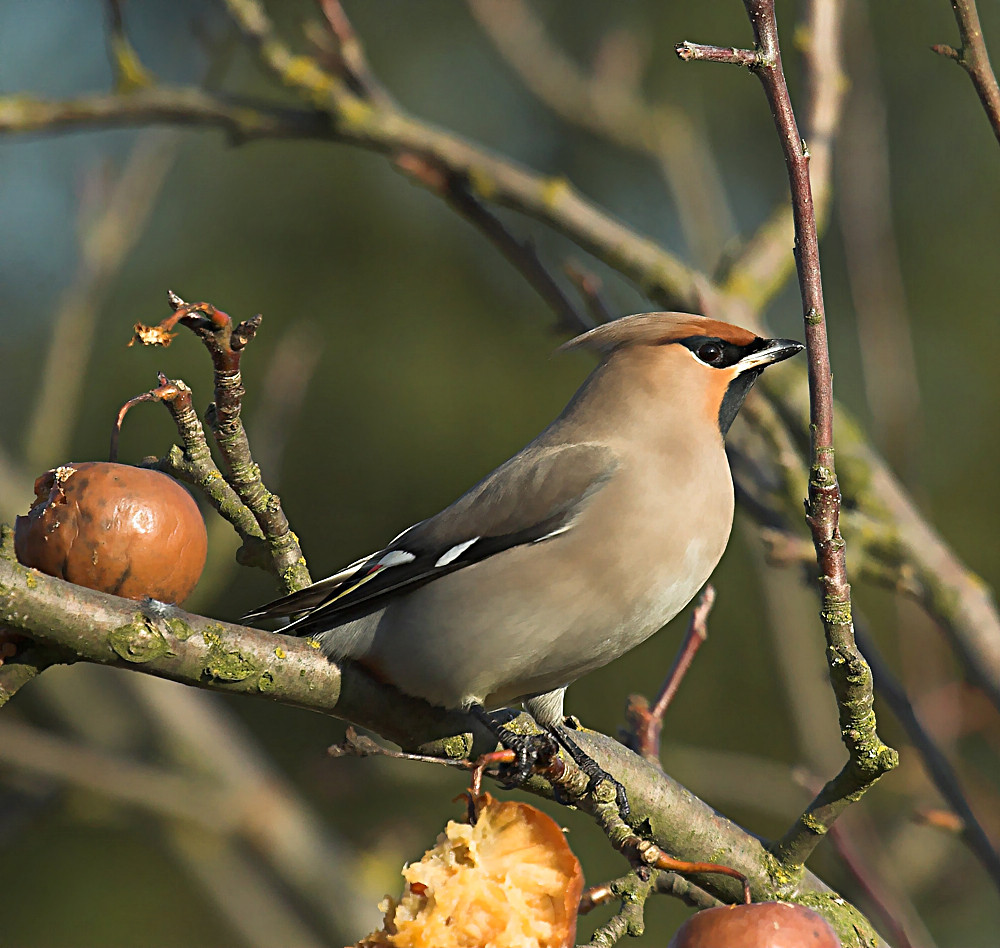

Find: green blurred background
<box><xmin>1</xmin><ymin>1</ymin><xmax>998</xmax><ymax>945</ymax></box>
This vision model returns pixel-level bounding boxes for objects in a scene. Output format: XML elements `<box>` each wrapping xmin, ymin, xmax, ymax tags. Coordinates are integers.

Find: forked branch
<box><xmin>932</xmin><ymin>0</ymin><xmax>1000</xmax><ymax>146</ymax></box>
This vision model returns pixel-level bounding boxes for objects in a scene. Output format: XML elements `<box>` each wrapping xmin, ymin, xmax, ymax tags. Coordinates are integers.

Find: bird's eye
<box><xmin>697</xmin><ymin>342</ymin><xmax>725</xmax><ymax>365</ymax></box>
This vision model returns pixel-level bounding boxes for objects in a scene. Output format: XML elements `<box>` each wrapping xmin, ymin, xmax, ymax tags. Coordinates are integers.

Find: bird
<box><xmin>246</xmin><ymin>312</ymin><xmax>803</xmax><ymax>760</ymax></box>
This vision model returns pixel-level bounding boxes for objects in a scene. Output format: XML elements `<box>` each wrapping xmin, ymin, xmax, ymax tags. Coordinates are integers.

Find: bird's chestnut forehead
<box><xmin>560</xmin><ymin>312</ymin><xmax>757</xmax><ymax>354</ymax></box>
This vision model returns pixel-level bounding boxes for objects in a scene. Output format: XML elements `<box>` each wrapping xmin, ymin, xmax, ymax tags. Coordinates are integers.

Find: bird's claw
<box><xmin>548</xmin><ymin>723</ymin><xmax>631</xmax><ymax>821</ymax></box>
<box><xmin>493</xmin><ymin>730</ymin><xmax>561</xmax><ymax>787</ymax></box>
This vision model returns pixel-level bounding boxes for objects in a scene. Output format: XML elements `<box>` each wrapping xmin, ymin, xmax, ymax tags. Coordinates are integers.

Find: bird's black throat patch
<box><xmin>719</xmin><ymin>367</ymin><xmax>763</xmax><ymax>435</ymax></box>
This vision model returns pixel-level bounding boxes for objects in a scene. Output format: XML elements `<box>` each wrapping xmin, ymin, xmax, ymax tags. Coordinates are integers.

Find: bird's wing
<box><xmin>243</xmin><ymin>442</ymin><xmax>618</xmax><ymax>633</ymax></box>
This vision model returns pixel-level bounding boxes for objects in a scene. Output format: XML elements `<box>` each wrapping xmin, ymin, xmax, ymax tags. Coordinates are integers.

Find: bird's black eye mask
<box><xmin>676</xmin><ymin>335</ymin><xmax>771</xmax><ymax>369</ymax></box>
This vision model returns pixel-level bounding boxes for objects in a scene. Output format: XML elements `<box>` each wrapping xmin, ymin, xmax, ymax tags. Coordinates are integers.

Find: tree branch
<box><xmin>0</xmin><ymin>639</ymin><xmax>69</xmax><ymax>707</ymax></box>
<box><xmin>933</xmin><ymin>0</ymin><xmax>1000</xmax><ymax>146</ymax></box>
<box><xmin>120</xmin><ymin>376</ymin><xmax>271</xmax><ymax>571</ymax></box>
<box><xmin>0</xmin><ymin>4</ymin><xmax>996</xmax><ymax>939</ymax></box>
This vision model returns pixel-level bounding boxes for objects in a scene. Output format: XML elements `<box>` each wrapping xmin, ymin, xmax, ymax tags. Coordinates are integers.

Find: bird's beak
<box><xmin>737</xmin><ymin>338</ymin><xmax>805</xmax><ymax>372</ymax></box>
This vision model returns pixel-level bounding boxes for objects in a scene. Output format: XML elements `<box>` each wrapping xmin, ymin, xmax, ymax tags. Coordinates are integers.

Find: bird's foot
<box><xmin>548</xmin><ymin>722</ymin><xmax>631</xmax><ymax>821</ymax></box>
<box><xmin>472</xmin><ymin>706</ymin><xmax>561</xmax><ymax>787</ymax></box>
<box><xmin>496</xmin><ymin>731</ymin><xmax>561</xmax><ymax>787</ymax></box>
<box><xmin>470</xmin><ymin>707</ymin><xmax>630</xmax><ymax>822</ymax></box>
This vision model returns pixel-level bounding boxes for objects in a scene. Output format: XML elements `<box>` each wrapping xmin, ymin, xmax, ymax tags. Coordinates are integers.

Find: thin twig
<box><xmin>675</xmin><ymin>42</ymin><xmax>759</xmax><ymax>67</ymax></box>
<box><xmin>623</xmin><ymin>585</ymin><xmax>715</xmax><ymax>763</ymax></box>
<box><xmin>440</xmin><ymin>174</ymin><xmax>594</xmax><ymax>335</ymax></box>
<box><xmin>933</xmin><ymin>0</ymin><xmax>1000</xmax><ymax>146</ymax></box>
<box><xmin>392</xmin><ymin>155</ymin><xmax>592</xmax><ymax>334</ymax></box>
<box><xmin>329</xmin><ymin>725</ymin><xmax>473</xmax><ymax>770</ymax></box>
<box><xmin>109</xmin><ymin>377</ymin><xmax>180</xmax><ymax>463</ymax></box>
<box><xmin>104</xmin><ymin>0</ymin><xmax>154</xmax><ymax>91</ymax></box>
<box><xmin>678</xmin><ymin>0</ymin><xmax>897</xmax><ymax>875</ymax></box>
<box><xmin>646</xmin><ymin>586</ymin><xmax>715</xmax><ymax>726</ymax></box>
<box><xmin>306</xmin><ymin>5</ymin><xmax>596</xmax><ymax>338</ymax></box>
<box><xmin>652</xmin><ymin>870</ymin><xmax>724</xmax><ymax>910</ymax></box>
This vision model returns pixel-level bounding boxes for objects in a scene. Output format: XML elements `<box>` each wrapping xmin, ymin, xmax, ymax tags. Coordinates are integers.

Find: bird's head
<box><xmin>560</xmin><ymin>312</ymin><xmax>804</xmax><ymax>436</ymax></box>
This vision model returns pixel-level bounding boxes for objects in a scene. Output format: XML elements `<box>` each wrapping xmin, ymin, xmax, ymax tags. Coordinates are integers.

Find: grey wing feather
<box><xmin>243</xmin><ymin>442</ymin><xmax>618</xmax><ymax>631</ymax></box>
<box><xmin>241</xmin><ymin>554</ymin><xmax>371</xmax><ymax>621</ymax></box>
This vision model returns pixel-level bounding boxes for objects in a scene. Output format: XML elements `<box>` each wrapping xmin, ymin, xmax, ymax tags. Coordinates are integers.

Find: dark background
<box><xmin>1</xmin><ymin>1</ymin><xmax>998</xmax><ymax>945</ymax></box>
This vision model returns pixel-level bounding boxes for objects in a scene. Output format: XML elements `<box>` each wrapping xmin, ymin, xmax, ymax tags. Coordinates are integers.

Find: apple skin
<box><xmin>668</xmin><ymin>901</ymin><xmax>842</xmax><ymax>948</ymax></box>
<box><xmin>15</xmin><ymin>462</ymin><xmax>207</xmax><ymax>605</ymax></box>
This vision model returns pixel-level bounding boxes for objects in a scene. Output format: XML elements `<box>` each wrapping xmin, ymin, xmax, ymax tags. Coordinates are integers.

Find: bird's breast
<box><xmin>577</xmin><ymin>445</ymin><xmax>735</xmax><ymax>651</ymax></box>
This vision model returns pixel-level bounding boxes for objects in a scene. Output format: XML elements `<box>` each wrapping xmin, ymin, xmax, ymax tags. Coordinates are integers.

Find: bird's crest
<box><xmin>559</xmin><ymin>312</ymin><xmax>757</xmax><ymax>355</ymax></box>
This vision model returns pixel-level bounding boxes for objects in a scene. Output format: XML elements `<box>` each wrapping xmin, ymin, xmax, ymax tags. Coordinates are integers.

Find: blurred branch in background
<box><xmin>0</xmin><ymin>668</ymin><xmax>378</xmax><ymax>945</ymax></box>
<box><xmin>465</xmin><ymin>0</ymin><xmax>736</xmax><ymax>272</ymax></box>
<box><xmin>794</xmin><ymin>768</ymin><xmax>935</xmax><ymax>948</ymax></box>
<box><xmin>717</xmin><ymin>0</ymin><xmax>845</xmax><ymax>312</ymax></box>
<box><xmin>854</xmin><ymin>618</ymin><xmax>1000</xmax><ymax>893</ymax></box>
<box><xmin>837</xmin><ymin>2</ymin><xmax>922</xmax><ymax>478</ymax></box>
<box><xmin>430</xmin><ymin>166</ymin><xmax>595</xmax><ymax>336</ymax></box>
<box><xmin>23</xmin><ymin>132</ymin><xmax>179</xmax><ymax>474</ymax></box>
<box><xmin>247</xmin><ymin>322</ymin><xmax>323</xmax><ymax>485</ymax></box>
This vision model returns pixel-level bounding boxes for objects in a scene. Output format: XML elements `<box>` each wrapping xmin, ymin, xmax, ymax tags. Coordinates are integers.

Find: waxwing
<box><xmin>247</xmin><ymin>312</ymin><xmax>803</xmax><ymax>733</ymax></box>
